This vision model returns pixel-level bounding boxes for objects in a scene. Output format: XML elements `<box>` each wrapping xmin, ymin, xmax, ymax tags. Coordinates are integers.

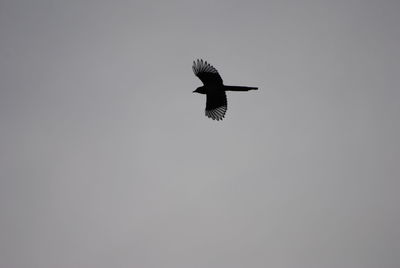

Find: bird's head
<box><xmin>193</xmin><ymin>86</ymin><xmax>206</xmax><ymax>94</ymax></box>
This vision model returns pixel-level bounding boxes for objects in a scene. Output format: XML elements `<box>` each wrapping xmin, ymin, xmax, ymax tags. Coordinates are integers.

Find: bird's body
<box><xmin>192</xmin><ymin>59</ymin><xmax>258</xmax><ymax>120</ymax></box>
<box><xmin>195</xmin><ymin>85</ymin><xmax>258</xmax><ymax>95</ymax></box>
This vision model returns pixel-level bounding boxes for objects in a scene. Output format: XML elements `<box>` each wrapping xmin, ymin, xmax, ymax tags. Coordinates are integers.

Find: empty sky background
<box><xmin>1</xmin><ymin>0</ymin><xmax>399</xmax><ymax>267</ymax></box>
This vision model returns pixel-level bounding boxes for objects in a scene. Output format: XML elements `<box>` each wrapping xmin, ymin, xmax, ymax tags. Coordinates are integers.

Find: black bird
<box><xmin>192</xmin><ymin>59</ymin><xmax>258</xmax><ymax>120</ymax></box>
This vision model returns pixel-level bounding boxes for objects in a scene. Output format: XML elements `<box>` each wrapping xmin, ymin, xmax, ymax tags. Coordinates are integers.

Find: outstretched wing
<box><xmin>205</xmin><ymin>91</ymin><xmax>227</xmax><ymax>120</ymax></box>
<box><xmin>192</xmin><ymin>59</ymin><xmax>223</xmax><ymax>86</ymax></box>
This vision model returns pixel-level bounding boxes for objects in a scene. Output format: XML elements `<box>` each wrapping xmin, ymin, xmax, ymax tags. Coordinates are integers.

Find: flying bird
<box><xmin>192</xmin><ymin>59</ymin><xmax>258</xmax><ymax>120</ymax></box>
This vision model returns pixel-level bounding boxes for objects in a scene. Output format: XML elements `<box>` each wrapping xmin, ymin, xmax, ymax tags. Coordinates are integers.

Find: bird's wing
<box><xmin>192</xmin><ymin>59</ymin><xmax>223</xmax><ymax>86</ymax></box>
<box><xmin>205</xmin><ymin>91</ymin><xmax>227</xmax><ymax>120</ymax></box>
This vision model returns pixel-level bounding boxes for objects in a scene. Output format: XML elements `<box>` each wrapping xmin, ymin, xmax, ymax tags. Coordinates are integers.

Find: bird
<box><xmin>192</xmin><ymin>59</ymin><xmax>258</xmax><ymax>120</ymax></box>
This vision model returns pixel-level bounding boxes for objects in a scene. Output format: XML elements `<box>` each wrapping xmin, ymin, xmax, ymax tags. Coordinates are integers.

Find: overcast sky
<box><xmin>1</xmin><ymin>0</ymin><xmax>399</xmax><ymax>267</ymax></box>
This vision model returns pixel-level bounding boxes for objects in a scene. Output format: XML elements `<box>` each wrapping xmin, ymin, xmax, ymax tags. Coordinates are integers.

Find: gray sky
<box><xmin>1</xmin><ymin>0</ymin><xmax>399</xmax><ymax>267</ymax></box>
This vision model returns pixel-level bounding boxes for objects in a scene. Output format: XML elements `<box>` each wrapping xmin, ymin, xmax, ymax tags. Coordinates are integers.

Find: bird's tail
<box><xmin>224</xmin><ymin>86</ymin><xmax>258</xmax><ymax>91</ymax></box>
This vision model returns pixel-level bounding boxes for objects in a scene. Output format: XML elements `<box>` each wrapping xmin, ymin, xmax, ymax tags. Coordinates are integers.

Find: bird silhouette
<box><xmin>192</xmin><ymin>59</ymin><xmax>258</xmax><ymax>120</ymax></box>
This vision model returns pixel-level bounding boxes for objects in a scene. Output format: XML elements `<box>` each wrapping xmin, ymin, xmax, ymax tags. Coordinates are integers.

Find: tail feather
<box><xmin>224</xmin><ymin>86</ymin><xmax>258</xmax><ymax>91</ymax></box>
